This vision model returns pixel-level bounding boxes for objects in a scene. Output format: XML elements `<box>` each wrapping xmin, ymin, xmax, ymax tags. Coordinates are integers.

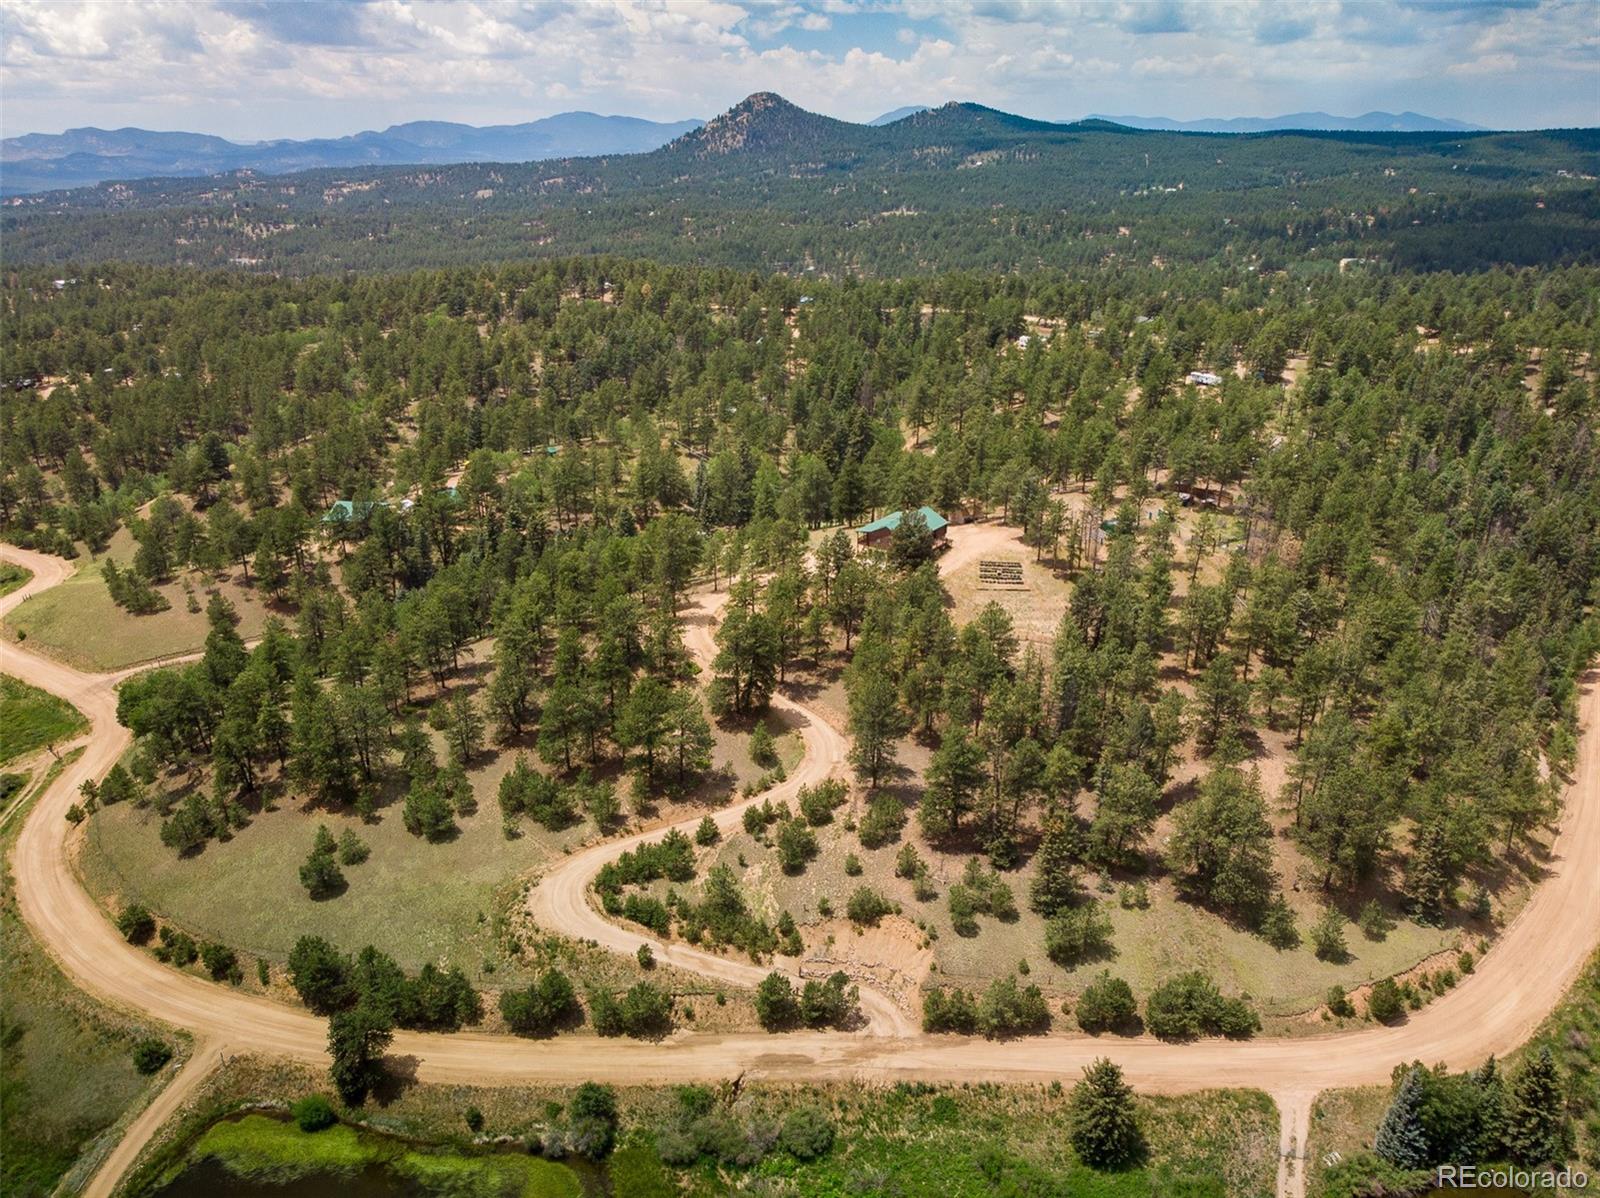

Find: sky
<box><xmin>2</xmin><ymin>0</ymin><xmax>1596</xmax><ymax>140</ymax></box>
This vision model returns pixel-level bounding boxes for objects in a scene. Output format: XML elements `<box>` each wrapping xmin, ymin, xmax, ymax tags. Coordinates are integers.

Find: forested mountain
<box><xmin>5</xmin><ymin>93</ymin><xmax>1595</xmax><ymax>276</ymax></box>
<box><xmin>0</xmin><ymin>112</ymin><xmax>705</xmax><ymax>195</ymax></box>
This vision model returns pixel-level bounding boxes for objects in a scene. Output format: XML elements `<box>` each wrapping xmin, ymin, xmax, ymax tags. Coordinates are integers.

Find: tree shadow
<box><xmin>371</xmin><ymin>1055</ymin><xmax>421</xmax><ymax>1106</ymax></box>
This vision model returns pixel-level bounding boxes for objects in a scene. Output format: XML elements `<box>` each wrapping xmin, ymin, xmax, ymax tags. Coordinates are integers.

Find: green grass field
<box><xmin>2</xmin><ymin>531</ymin><xmax>273</xmax><ymax>672</ymax></box>
<box><xmin>0</xmin><ymin>674</ymin><xmax>90</xmax><ymax>766</ymax></box>
<box><xmin>0</xmin><ymin>561</ymin><xmax>32</xmax><ymax>600</ymax></box>
<box><xmin>1</xmin><ymin>786</ymin><xmax>181</xmax><ymax>1198</ymax></box>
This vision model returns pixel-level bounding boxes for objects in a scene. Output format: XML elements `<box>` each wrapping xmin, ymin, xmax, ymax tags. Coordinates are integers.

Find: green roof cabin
<box><xmin>855</xmin><ymin>506</ymin><xmax>948</xmax><ymax>550</ymax></box>
<box><xmin>322</xmin><ymin>499</ymin><xmax>384</xmax><ymax>525</ymax></box>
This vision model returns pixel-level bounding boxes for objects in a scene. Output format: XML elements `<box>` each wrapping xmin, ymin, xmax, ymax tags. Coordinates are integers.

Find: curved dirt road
<box><xmin>3</xmin><ymin>534</ymin><xmax>1597</xmax><ymax>1198</ymax></box>
<box><xmin>528</xmin><ymin>586</ymin><xmax>916</xmax><ymax>1037</ymax></box>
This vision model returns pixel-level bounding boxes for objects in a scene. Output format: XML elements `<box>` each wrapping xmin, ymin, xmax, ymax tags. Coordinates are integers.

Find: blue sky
<box><xmin>2</xmin><ymin>0</ymin><xmax>1595</xmax><ymax>139</ymax></box>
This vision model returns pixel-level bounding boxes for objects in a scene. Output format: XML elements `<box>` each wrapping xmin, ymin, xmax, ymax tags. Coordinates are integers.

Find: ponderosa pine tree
<box><xmin>1068</xmin><ymin>1058</ymin><xmax>1144</xmax><ymax>1168</ymax></box>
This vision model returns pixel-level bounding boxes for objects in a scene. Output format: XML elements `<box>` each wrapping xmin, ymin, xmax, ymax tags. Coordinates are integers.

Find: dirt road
<box><xmin>528</xmin><ymin>586</ymin><xmax>916</xmax><ymax>1036</ymax></box>
<box><xmin>4</xmin><ymin>539</ymin><xmax>1597</xmax><ymax>1198</ymax></box>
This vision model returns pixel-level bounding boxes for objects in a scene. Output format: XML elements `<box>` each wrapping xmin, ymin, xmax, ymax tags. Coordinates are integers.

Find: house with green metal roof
<box><xmin>855</xmin><ymin>505</ymin><xmax>948</xmax><ymax>549</ymax></box>
<box><xmin>321</xmin><ymin>499</ymin><xmax>385</xmax><ymax>525</ymax></box>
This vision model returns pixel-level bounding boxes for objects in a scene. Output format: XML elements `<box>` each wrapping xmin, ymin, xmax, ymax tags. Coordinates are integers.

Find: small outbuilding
<box><xmin>855</xmin><ymin>505</ymin><xmax>949</xmax><ymax>550</ymax></box>
<box><xmin>1187</xmin><ymin>370</ymin><xmax>1222</xmax><ymax>387</ymax></box>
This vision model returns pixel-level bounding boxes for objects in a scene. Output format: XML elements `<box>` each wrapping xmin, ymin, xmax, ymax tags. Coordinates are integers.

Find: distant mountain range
<box><xmin>869</xmin><ymin>106</ymin><xmax>932</xmax><ymax>126</ymax></box>
<box><xmin>0</xmin><ymin>112</ymin><xmax>704</xmax><ymax>195</ymax></box>
<box><xmin>1087</xmin><ymin>111</ymin><xmax>1487</xmax><ymax>134</ymax></box>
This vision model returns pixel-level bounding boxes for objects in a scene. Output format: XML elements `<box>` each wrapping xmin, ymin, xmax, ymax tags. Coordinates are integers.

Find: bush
<box><xmin>978</xmin><ymin>976</ymin><xmax>1050</xmax><ymax>1038</ymax></box>
<box><xmin>568</xmin><ymin>1082</ymin><xmax>619</xmax><ymax>1159</ymax></box>
<box><xmin>779</xmin><ymin>1104</ymin><xmax>836</xmax><ymax>1160</ymax></box>
<box><xmin>464</xmin><ymin>1105</ymin><xmax>485</xmax><ymax>1132</ymax></box>
<box><xmin>117</xmin><ymin>902</ymin><xmax>156</xmax><ymax>944</ymax></box>
<box><xmin>338</xmin><ymin>828</ymin><xmax>370</xmax><ymax>866</ymax></box>
<box><xmin>636</xmin><ymin>943</ymin><xmax>655</xmax><ymax>969</ymax></box>
<box><xmin>1358</xmin><ymin>899</ymin><xmax>1393</xmax><ymax>940</ymax></box>
<box><xmin>1145</xmin><ymin>971</ymin><xmax>1257</xmax><ymax>1040</ymax></box>
<box><xmin>1258</xmin><ymin>894</ymin><xmax>1299</xmax><ymax>949</ymax></box>
<box><xmin>1326</xmin><ymin>985</ymin><xmax>1356</xmax><ymax>1017</ymax></box>
<box><xmin>500</xmin><ymin>970</ymin><xmax>579</xmax><ymax>1036</ymax></box>
<box><xmin>755</xmin><ymin>972</ymin><xmax>800</xmax><ymax>1030</ymax></box>
<box><xmin>1044</xmin><ymin>903</ymin><xmax>1114</xmax><ymax>966</ymax></box>
<box><xmin>857</xmin><ymin>794</ymin><xmax>904</xmax><ymax>848</ymax></box>
<box><xmin>846</xmin><ymin>886</ymin><xmax>893</xmax><ymax>926</ymax></box>
<box><xmin>131</xmin><ymin>1038</ymin><xmax>172</xmax><ymax>1074</ymax></box>
<box><xmin>292</xmin><ymin>1094</ymin><xmax>337</xmax><ymax>1132</ymax></box>
<box><xmin>1367</xmin><ymin>977</ymin><xmax>1405</xmax><ymax>1023</ymax></box>
<box><xmin>775</xmin><ymin>819</ymin><xmax>819</xmax><ymax>874</ymax></box>
<box><xmin>797</xmin><ymin>780</ymin><xmax>847</xmax><ymax>826</ymax></box>
<box><xmin>799</xmin><ymin>971</ymin><xmax>858</xmax><ymax>1028</ymax></box>
<box><xmin>200</xmin><ymin>941</ymin><xmax>241</xmax><ymax>983</ymax></box>
<box><xmin>749</xmin><ymin>723</ymin><xmax>777</xmax><ymax>768</ymax></box>
<box><xmin>617</xmin><ymin>982</ymin><xmax>673</xmax><ymax>1037</ymax></box>
<box><xmin>1075</xmin><ymin>972</ymin><xmax>1139</xmax><ymax>1034</ymax></box>
<box><xmin>843</xmin><ymin>852</ymin><xmax>863</xmax><ymax>876</ymax></box>
<box><xmin>1311</xmin><ymin>907</ymin><xmax>1349</xmax><ymax>962</ymax></box>
<box><xmin>922</xmin><ymin>987</ymin><xmax>980</xmax><ymax>1033</ymax></box>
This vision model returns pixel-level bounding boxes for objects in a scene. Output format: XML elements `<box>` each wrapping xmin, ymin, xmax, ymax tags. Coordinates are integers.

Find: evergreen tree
<box><xmin>1068</xmin><ymin>1058</ymin><xmax>1144</xmax><ymax>1168</ymax></box>
<box><xmin>1375</xmin><ymin>1065</ymin><xmax>1430</xmax><ymax>1169</ymax></box>
<box><xmin>1030</xmin><ymin>809</ymin><xmax>1082</xmax><ymax>916</ymax></box>
<box><xmin>1504</xmin><ymin>1046</ymin><xmax>1569</xmax><ymax>1166</ymax></box>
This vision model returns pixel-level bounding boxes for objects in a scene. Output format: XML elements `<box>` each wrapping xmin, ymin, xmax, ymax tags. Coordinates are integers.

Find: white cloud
<box><xmin>0</xmin><ymin>0</ymin><xmax>1590</xmax><ymax>137</ymax></box>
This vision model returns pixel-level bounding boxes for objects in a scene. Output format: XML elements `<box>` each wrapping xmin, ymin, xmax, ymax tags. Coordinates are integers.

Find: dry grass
<box><xmin>3</xmin><ymin>530</ymin><xmax>275</xmax><ymax>672</ymax></box>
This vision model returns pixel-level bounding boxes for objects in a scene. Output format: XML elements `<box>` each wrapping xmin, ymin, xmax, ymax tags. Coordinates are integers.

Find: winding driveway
<box><xmin>3</xmin><ymin>533</ymin><xmax>1597</xmax><ymax>1198</ymax></box>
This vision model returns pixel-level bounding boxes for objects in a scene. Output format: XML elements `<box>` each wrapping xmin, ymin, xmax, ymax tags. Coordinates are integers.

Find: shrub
<box><xmin>568</xmin><ymin>1083</ymin><xmax>619</xmax><ymax>1159</ymax></box>
<box><xmin>117</xmin><ymin>902</ymin><xmax>156</xmax><ymax>944</ymax></box>
<box><xmin>749</xmin><ymin>723</ymin><xmax>777</xmax><ymax>768</ymax></box>
<box><xmin>846</xmin><ymin>886</ymin><xmax>893</xmax><ymax>926</ymax></box>
<box><xmin>895</xmin><ymin>843</ymin><xmax>923</xmax><ymax>879</ymax></box>
<box><xmin>799</xmin><ymin>971</ymin><xmax>858</xmax><ymax>1028</ymax></box>
<box><xmin>843</xmin><ymin>852</ymin><xmax>863</xmax><ymax>876</ymax></box>
<box><xmin>1311</xmin><ymin>907</ymin><xmax>1349</xmax><ymax>962</ymax></box>
<box><xmin>798</xmin><ymin>780</ymin><xmax>847</xmax><ymax>826</ymax></box>
<box><xmin>978</xmin><ymin>976</ymin><xmax>1050</xmax><ymax>1038</ymax></box>
<box><xmin>775</xmin><ymin>819</ymin><xmax>819</xmax><ymax>874</ymax></box>
<box><xmin>500</xmin><ymin>970</ymin><xmax>579</xmax><ymax>1036</ymax></box>
<box><xmin>1367</xmin><ymin>978</ymin><xmax>1405</xmax><ymax>1023</ymax></box>
<box><xmin>755</xmin><ymin>972</ymin><xmax>801</xmax><ymax>1030</ymax></box>
<box><xmin>200</xmin><ymin>941</ymin><xmax>241</xmax><ymax>984</ymax></box>
<box><xmin>779</xmin><ymin>1105</ymin><xmax>836</xmax><ymax>1160</ymax></box>
<box><xmin>1075</xmin><ymin>972</ymin><xmax>1139</xmax><ymax>1034</ymax></box>
<box><xmin>292</xmin><ymin>1095</ymin><xmax>337</xmax><ymax>1132</ymax></box>
<box><xmin>1357</xmin><ymin>899</ymin><xmax>1393</xmax><ymax>940</ymax></box>
<box><xmin>131</xmin><ymin>1039</ymin><xmax>172</xmax><ymax>1074</ymax></box>
<box><xmin>1258</xmin><ymin>894</ymin><xmax>1299</xmax><ymax>949</ymax></box>
<box><xmin>857</xmin><ymin>794</ymin><xmax>904</xmax><ymax>848</ymax></box>
<box><xmin>155</xmin><ymin>925</ymin><xmax>198</xmax><ymax>966</ymax></box>
<box><xmin>1326</xmin><ymin>985</ymin><xmax>1355</xmax><ymax>1017</ymax></box>
<box><xmin>636</xmin><ymin>944</ymin><xmax>655</xmax><ymax>969</ymax></box>
<box><xmin>922</xmin><ymin>987</ymin><xmax>980</xmax><ymax>1033</ymax></box>
<box><xmin>1145</xmin><ymin>971</ymin><xmax>1257</xmax><ymax>1040</ymax></box>
<box><xmin>1044</xmin><ymin>903</ymin><xmax>1114</xmax><ymax>966</ymax></box>
<box><xmin>695</xmin><ymin>815</ymin><xmax>720</xmax><ymax>846</ymax></box>
<box><xmin>338</xmin><ymin>828</ymin><xmax>370</xmax><ymax>866</ymax></box>
<box><xmin>288</xmin><ymin>935</ymin><xmax>352</xmax><ymax>1013</ymax></box>
<box><xmin>618</xmin><ymin>982</ymin><xmax>673</xmax><ymax>1037</ymax></box>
